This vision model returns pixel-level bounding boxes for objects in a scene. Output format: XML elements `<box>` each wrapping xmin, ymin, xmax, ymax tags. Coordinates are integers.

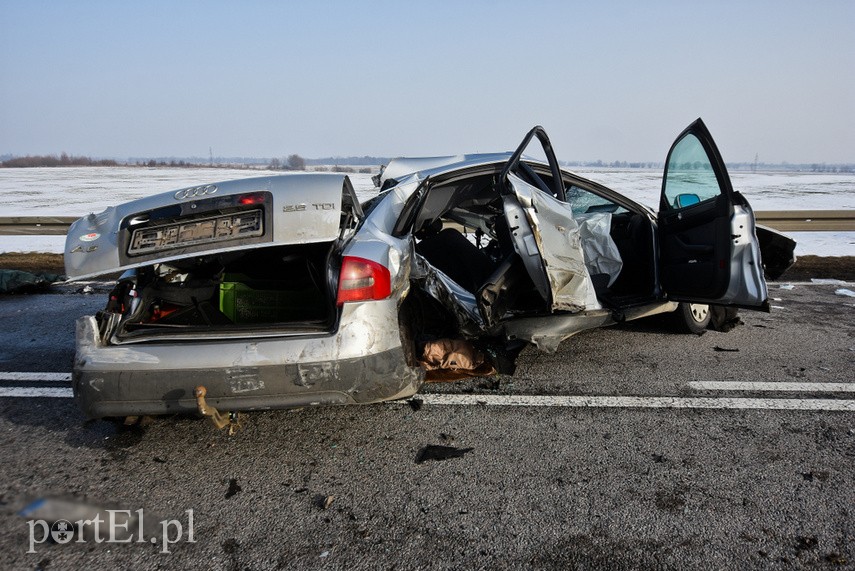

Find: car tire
<box><xmin>709</xmin><ymin>305</ymin><xmax>741</xmax><ymax>332</ymax></box>
<box><xmin>674</xmin><ymin>302</ymin><xmax>711</xmax><ymax>334</ymax></box>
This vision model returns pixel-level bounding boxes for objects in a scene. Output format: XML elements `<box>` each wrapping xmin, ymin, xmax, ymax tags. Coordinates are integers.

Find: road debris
<box><xmin>0</xmin><ymin>269</ymin><xmax>64</xmax><ymax>294</ymax></box>
<box><xmin>415</xmin><ymin>445</ymin><xmax>474</xmax><ymax>464</ymax></box>
<box><xmin>313</xmin><ymin>495</ymin><xmax>335</xmax><ymax>510</ymax></box>
<box><xmin>225</xmin><ymin>478</ymin><xmax>242</xmax><ymax>499</ymax></box>
<box><xmin>794</xmin><ymin>535</ymin><xmax>818</xmax><ymax>555</ymax></box>
<box><xmin>714</xmin><ymin>346</ymin><xmax>740</xmax><ymax>352</ymax></box>
<box><xmin>834</xmin><ymin>288</ymin><xmax>855</xmax><ymax>298</ymax></box>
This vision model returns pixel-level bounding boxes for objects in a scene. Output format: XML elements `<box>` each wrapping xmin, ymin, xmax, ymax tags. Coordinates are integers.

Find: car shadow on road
<box><xmin>0</xmin><ymin>398</ymin><xmax>170</xmax><ymax>452</ymax></box>
<box><xmin>613</xmin><ymin>314</ymin><xmax>701</xmax><ymax>336</ymax></box>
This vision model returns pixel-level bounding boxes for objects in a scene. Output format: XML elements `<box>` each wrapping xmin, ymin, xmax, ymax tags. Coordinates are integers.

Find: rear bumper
<box><xmin>73</xmin><ymin>299</ymin><xmax>423</xmax><ymax>418</ymax></box>
<box><xmin>73</xmin><ymin>347</ymin><xmax>420</xmax><ymax>418</ymax></box>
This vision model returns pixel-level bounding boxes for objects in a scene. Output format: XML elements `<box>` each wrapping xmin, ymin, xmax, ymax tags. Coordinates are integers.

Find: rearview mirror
<box><xmin>674</xmin><ymin>193</ymin><xmax>701</xmax><ymax>208</ymax></box>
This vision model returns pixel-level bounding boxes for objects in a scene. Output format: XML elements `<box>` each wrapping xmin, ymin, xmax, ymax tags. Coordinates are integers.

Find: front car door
<box><xmin>499</xmin><ymin>126</ymin><xmax>600</xmax><ymax>314</ymax></box>
<box><xmin>658</xmin><ymin>119</ymin><xmax>769</xmax><ymax>310</ymax></box>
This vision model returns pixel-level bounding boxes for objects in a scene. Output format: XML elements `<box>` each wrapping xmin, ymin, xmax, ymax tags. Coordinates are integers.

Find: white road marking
<box><xmin>0</xmin><ymin>372</ymin><xmax>851</xmax><ymax>411</ymax></box>
<box><xmin>0</xmin><ymin>372</ymin><xmax>71</xmax><ymax>382</ymax></box>
<box><xmin>741</xmin><ymin>281</ymin><xmax>855</xmax><ymax>287</ymax></box>
<box><xmin>0</xmin><ymin>387</ymin><xmax>73</xmax><ymax>398</ymax></box>
<box><xmin>689</xmin><ymin>381</ymin><xmax>855</xmax><ymax>393</ymax></box>
<box><xmin>408</xmin><ymin>394</ymin><xmax>855</xmax><ymax>412</ymax></box>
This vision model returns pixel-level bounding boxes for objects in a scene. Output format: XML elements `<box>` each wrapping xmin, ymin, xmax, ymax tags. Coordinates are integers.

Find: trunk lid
<box><xmin>64</xmin><ymin>174</ymin><xmax>361</xmax><ymax>280</ymax></box>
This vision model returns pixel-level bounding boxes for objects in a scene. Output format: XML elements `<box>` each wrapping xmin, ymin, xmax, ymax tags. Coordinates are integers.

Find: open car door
<box><xmin>658</xmin><ymin>119</ymin><xmax>769</xmax><ymax>311</ymax></box>
<box><xmin>497</xmin><ymin>126</ymin><xmax>600</xmax><ymax>315</ymax></box>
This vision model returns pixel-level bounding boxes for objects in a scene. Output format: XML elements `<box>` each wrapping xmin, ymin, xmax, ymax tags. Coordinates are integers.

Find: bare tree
<box><xmin>286</xmin><ymin>154</ymin><xmax>306</xmax><ymax>171</ymax></box>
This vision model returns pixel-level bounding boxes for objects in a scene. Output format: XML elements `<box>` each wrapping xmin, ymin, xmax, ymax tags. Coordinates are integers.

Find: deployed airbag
<box><xmin>576</xmin><ymin>212</ymin><xmax>623</xmax><ymax>287</ymax></box>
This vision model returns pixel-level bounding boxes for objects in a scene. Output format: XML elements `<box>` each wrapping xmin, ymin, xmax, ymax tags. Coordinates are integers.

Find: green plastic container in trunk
<box><xmin>219</xmin><ymin>279</ymin><xmax>327</xmax><ymax>324</ymax></box>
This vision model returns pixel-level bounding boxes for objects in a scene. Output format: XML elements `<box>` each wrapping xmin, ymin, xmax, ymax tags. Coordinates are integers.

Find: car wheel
<box><xmin>675</xmin><ymin>302</ymin><xmax>711</xmax><ymax>334</ymax></box>
<box><xmin>709</xmin><ymin>305</ymin><xmax>741</xmax><ymax>332</ymax></box>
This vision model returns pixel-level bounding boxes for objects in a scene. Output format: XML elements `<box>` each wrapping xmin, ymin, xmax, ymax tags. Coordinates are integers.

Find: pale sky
<box><xmin>1</xmin><ymin>0</ymin><xmax>853</xmax><ymax>163</ymax></box>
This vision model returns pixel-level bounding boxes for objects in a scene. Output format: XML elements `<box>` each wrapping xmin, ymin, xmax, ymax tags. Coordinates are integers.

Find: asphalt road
<box><xmin>0</xmin><ymin>281</ymin><xmax>853</xmax><ymax>570</ymax></box>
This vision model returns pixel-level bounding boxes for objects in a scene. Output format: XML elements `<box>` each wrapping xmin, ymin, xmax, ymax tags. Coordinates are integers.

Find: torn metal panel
<box><xmin>502</xmin><ymin>195</ymin><xmax>551</xmax><ymax>303</ymax></box>
<box><xmin>499</xmin><ymin>301</ymin><xmax>678</xmax><ymax>353</ymax></box>
<box><xmin>413</xmin><ymin>254</ymin><xmax>485</xmax><ymax>335</ymax></box>
<box><xmin>755</xmin><ymin>224</ymin><xmax>797</xmax><ymax>280</ymax></box>
<box><xmin>507</xmin><ymin>173</ymin><xmax>600</xmax><ymax>312</ymax></box>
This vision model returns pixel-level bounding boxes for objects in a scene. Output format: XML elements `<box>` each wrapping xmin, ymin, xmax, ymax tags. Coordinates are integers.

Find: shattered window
<box><xmin>565</xmin><ymin>185</ymin><xmax>626</xmax><ymax>216</ymax></box>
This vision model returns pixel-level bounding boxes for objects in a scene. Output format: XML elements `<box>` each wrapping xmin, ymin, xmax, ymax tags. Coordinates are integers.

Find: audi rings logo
<box><xmin>174</xmin><ymin>184</ymin><xmax>218</xmax><ymax>200</ymax></box>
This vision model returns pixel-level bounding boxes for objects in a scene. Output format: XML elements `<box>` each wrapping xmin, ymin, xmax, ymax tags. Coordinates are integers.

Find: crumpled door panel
<box><xmin>507</xmin><ymin>174</ymin><xmax>600</xmax><ymax>313</ymax></box>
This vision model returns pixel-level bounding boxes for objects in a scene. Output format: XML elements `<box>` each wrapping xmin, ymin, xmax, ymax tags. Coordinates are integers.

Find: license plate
<box><xmin>128</xmin><ymin>209</ymin><xmax>264</xmax><ymax>256</ymax></box>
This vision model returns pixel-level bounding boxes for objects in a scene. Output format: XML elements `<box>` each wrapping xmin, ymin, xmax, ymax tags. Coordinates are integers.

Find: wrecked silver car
<box><xmin>65</xmin><ymin>120</ymin><xmax>795</xmax><ymax>421</ymax></box>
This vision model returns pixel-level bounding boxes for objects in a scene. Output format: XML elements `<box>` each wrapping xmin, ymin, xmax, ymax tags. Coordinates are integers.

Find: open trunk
<box><xmin>65</xmin><ymin>174</ymin><xmax>365</xmax><ymax>344</ymax></box>
<box><xmin>102</xmin><ymin>243</ymin><xmax>340</xmax><ymax>343</ymax></box>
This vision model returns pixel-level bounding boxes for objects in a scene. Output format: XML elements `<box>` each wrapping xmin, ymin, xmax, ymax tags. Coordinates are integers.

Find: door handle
<box><xmin>675</xmin><ymin>235</ymin><xmax>714</xmax><ymax>254</ymax></box>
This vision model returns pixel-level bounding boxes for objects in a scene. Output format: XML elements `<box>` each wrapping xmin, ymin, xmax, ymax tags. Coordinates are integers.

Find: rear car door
<box><xmin>657</xmin><ymin>119</ymin><xmax>768</xmax><ymax>310</ymax></box>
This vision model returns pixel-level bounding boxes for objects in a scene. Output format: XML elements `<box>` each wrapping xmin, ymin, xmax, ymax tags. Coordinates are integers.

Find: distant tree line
<box><xmin>562</xmin><ymin>160</ymin><xmax>854</xmax><ymax>173</ymax></box>
<box><xmin>268</xmin><ymin>154</ymin><xmax>307</xmax><ymax>171</ymax></box>
<box><xmin>0</xmin><ymin>153</ymin><xmax>118</xmax><ymax>168</ymax></box>
<box><xmin>563</xmin><ymin>160</ymin><xmax>664</xmax><ymax>169</ymax></box>
<box><xmin>314</xmin><ymin>165</ymin><xmax>374</xmax><ymax>174</ymax></box>
<box><xmin>267</xmin><ymin>154</ymin><xmax>372</xmax><ymax>174</ymax></box>
<box><xmin>133</xmin><ymin>159</ymin><xmax>252</xmax><ymax>168</ymax></box>
<box><xmin>305</xmin><ymin>155</ymin><xmax>390</xmax><ymax>166</ymax></box>
<box><xmin>3</xmin><ymin>151</ymin><xmax>849</xmax><ymax>174</ymax></box>
<box><xmin>807</xmin><ymin>164</ymin><xmax>853</xmax><ymax>173</ymax></box>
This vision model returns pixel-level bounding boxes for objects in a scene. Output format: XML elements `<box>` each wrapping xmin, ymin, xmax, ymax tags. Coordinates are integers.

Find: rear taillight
<box><xmin>336</xmin><ymin>256</ymin><xmax>391</xmax><ymax>305</ymax></box>
<box><xmin>238</xmin><ymin>192</ymin><xmax>266</xmax><ymax>205</ymax></box>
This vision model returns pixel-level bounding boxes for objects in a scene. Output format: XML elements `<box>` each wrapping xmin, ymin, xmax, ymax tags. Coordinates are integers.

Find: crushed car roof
<box><xmin>378</xmin><ymin>153</ymin><xmax>517</xmax><ymax>188</ymax></box>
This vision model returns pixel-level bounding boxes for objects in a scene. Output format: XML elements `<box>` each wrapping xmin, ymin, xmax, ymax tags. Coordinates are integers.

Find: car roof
<box><xmin>379</xmin><ymin>152</ymin><xmax>516</xmax><ymax>187</ymax></box>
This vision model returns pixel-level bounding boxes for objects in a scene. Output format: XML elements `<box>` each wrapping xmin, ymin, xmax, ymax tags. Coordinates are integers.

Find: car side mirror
<box><xmin>674</xmin><ymin>193</ymin><xmax>701</xmax><ymax>208</ymax></box>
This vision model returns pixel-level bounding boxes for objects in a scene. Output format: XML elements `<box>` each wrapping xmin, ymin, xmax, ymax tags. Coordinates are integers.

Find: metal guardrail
<box><xmin>0</xmin><ymin>211</ymin><xmax>853</xmax><ymax>236</ymax></box>
<box><xmin>0</xmin><ymin>216</ymin><xmax>78</xmax><ymax>236</ymax></box>
<box><xmin>753</xmin><ymin>211</ymin><xmax>854</xmax><ymax>232</ymax></box>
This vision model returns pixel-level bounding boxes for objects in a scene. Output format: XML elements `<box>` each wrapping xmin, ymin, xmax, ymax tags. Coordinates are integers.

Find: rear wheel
<box><xmin>674</xmin><ymin>302</ymin><xmax>710</xmax><ymax>334</ymax></box>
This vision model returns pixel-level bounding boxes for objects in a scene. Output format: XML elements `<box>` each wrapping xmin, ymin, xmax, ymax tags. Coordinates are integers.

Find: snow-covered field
<box><xmin>0</xmin><ymin>167</ymin><xmax>852</xmax><ymax>256</ymax></box>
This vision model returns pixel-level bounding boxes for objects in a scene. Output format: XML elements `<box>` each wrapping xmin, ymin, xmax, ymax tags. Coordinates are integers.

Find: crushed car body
<box><xmin>65</xmin><ymin>119</ymin><xmax>796</xmax><ymax>420</ymax></box>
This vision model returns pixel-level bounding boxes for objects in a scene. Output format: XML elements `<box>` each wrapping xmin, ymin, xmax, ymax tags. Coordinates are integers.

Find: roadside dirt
<box><xmin>0</xmin><ymin>253</ymin><xmax>67</xmax><ymax>275</ymax></box>
<box><xmin>777</xmin><ymin>255</ymin><xmax>855</xmax><ymax>281</ymax></box>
